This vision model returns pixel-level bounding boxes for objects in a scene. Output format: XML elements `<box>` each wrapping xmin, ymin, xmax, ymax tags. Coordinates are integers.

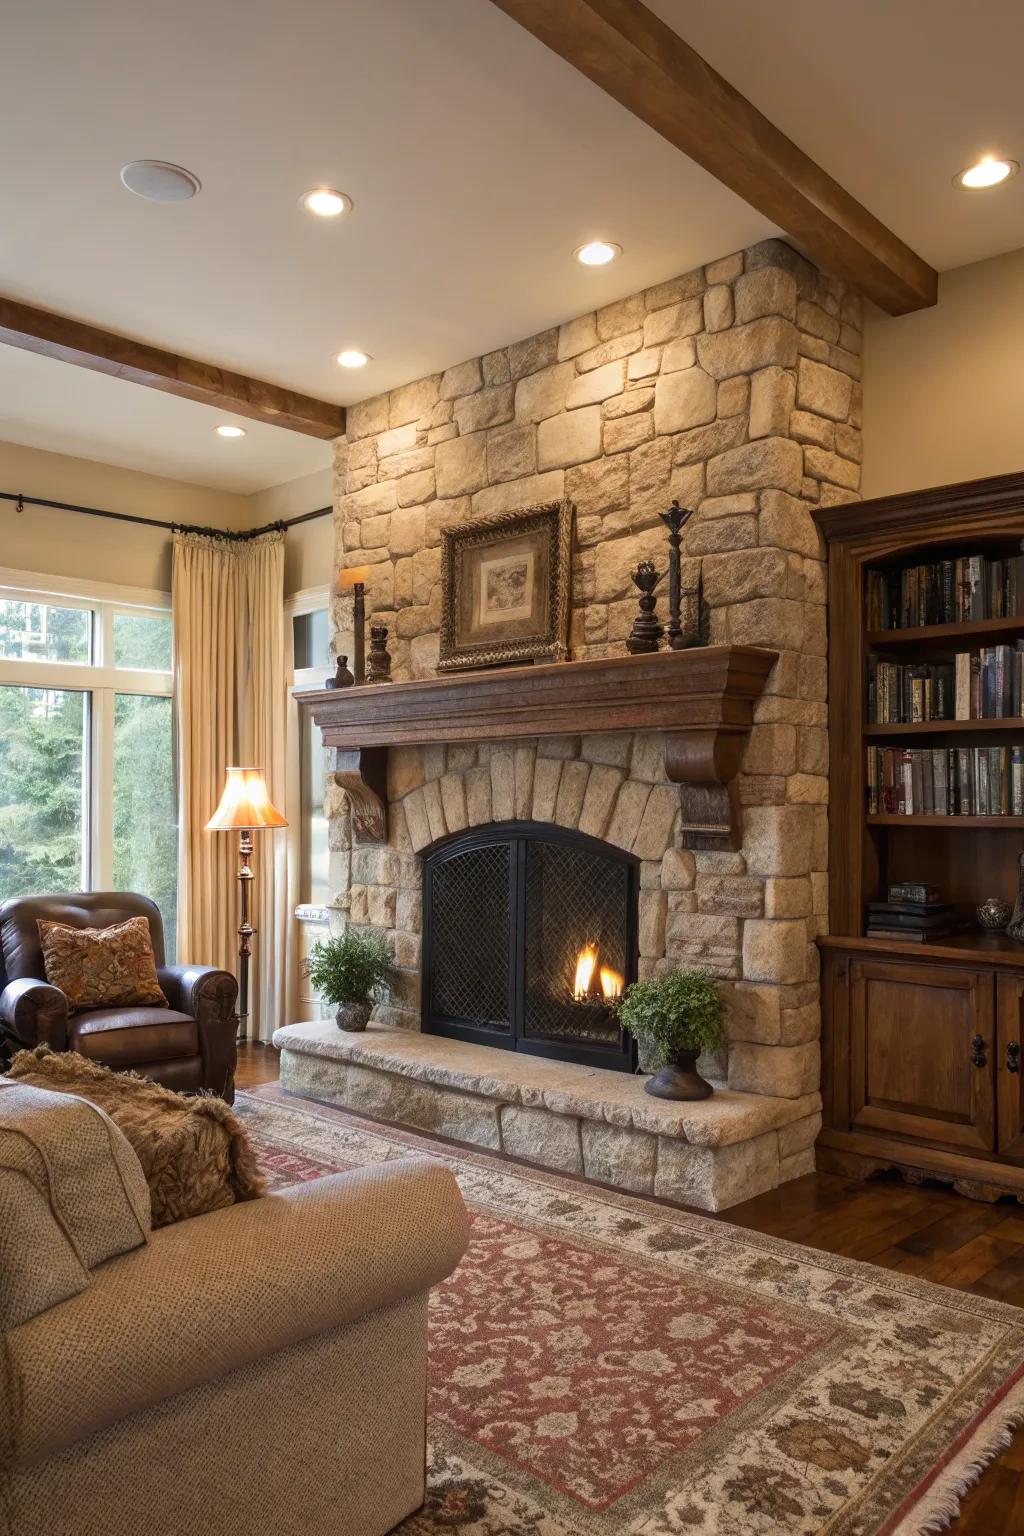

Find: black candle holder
<box><xmin>325</xmin><ymin>652</ymin><xmax>355</xmax><ymax>689</ymax></box>
<box><xmin>658</xmin><ymin>500</ymin><xmax>695</xmax><ymax>649</ymax></box>
<box><xmin>366</xmin><ymin>623</ymin><xmax>393</xmax><ymax>683</ymax></box>
<box><xmin>625</xmin><ymin>561</ymin><xmax>664</xmax><ymax>654</ymax></box>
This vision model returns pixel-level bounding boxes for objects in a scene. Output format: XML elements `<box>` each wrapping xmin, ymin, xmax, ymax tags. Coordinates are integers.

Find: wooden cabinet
<box><xmin>821</xmin><ymin>941</ymin><xmax>1024</xmax><ymax>1197</ymax></box>
<box><xmin>996</xmin><ymin>974</ymin><xmax>1024</xmax><ymax>1158</ymax></box>
<box><xmin>849</xmin><ymin>958</ymin><xmax>995</xmax><ymax>1153</ymax></box>
<box><xmin>814</xmin><ymin>476</ymin><xmax>1024</xmax><ymax>1203</ymax></box>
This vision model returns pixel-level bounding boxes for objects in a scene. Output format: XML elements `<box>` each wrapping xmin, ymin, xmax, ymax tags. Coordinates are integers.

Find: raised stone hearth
<box><xmin>273</xmin><ymin>1021</ymin><xmax>821</xmax><ymax>1212</ymax></box>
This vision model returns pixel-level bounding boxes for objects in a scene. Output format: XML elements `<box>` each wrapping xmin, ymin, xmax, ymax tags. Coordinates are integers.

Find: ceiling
<box><xmin>649</xmin><ymin>0</ymin><xmax>1024</xmax><ymax>275</ymax></box>
<box><xmin>0</xmin><ymin>0</ymin><xmax>1021</xmax><ymax>493</ymax></box>
<box><xmin>0</xmin><ymin>347</ymin><xmax>331</xmax><ymax>495</ymax></box>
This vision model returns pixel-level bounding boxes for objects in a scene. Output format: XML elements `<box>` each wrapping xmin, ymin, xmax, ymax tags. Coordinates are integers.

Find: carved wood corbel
<box><xmin>331</xmin><ymin>747</ymin><xmax>388</xmax><ymax>843</ymax></box>
<box><xmin>664</xmin><ymin>727</ymin><xmax>747</xmax><ymax>851</ymax></box>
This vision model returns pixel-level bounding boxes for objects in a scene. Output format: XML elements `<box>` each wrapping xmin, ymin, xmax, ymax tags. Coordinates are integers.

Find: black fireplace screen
<box><xmin>422</xmin><ymin>821</ymin><xmax>637</xmax><ymax>1070</ymax></box>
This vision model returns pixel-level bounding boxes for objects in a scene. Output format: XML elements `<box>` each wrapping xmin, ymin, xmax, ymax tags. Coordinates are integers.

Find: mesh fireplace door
<box><xmin>424</xmin><ymin>837</ymin><xmax>514</xmax><ymax>1038</ymax></box>
<box><xmin>422</xmin><ymin>822</ymin><xmax>638</xmax><ymax>1070</ymax></box>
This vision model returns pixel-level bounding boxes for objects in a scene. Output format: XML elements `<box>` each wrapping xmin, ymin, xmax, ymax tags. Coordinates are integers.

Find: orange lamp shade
<box><xmin>337</xmin><ymin>565</ymin><xmax>371</xmax><ymax>591</ymax></box>
<box><xmin>206</xmin><ymin>767</ymin><xmax>288</xmax><ymax>831</ymax></box>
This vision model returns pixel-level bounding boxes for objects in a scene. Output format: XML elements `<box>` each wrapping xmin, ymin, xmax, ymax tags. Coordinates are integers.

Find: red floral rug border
<box><xmin>239</xmin><ymin>1085</ymin><xmax>1024</xmax><ymax>1535</ymax></box>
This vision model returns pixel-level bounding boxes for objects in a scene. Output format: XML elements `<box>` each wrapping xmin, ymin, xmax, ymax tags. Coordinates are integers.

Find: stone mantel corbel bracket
<box><xmin>330</xmin><ymin>747</ymin><xmax>389</xmax><ymax>843</ymax></box>
<box><xmin>302</xmin><ymin>646</ymin><xmax>778</xmax><ymax>850</ymax></box>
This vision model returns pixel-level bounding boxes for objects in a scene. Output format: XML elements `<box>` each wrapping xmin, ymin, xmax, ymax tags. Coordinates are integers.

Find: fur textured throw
<box><xmin>6</xmin><ymin>1047</ymin><xmax>266</xmax><ymax>1226</ymax></box>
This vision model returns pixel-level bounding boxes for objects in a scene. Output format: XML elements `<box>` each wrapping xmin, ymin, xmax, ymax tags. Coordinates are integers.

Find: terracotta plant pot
<box><xmin>644</xmin><ymin>1047</ymin><xmax>713</xmax><ymax>1101</ymax></box>
<box><xmin>335</xmin><ymin>1001</ymin><xmax>372</xmax><ymax>1032</ymax></box>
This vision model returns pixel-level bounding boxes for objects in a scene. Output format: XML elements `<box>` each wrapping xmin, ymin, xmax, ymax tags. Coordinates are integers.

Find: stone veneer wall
<box><xmin>326</xmin><ymin>238</ymin><xmax>862</xmax><ymax>1102</ymax></box>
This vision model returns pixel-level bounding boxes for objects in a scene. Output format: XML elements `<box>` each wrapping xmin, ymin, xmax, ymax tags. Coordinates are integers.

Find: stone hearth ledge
<box><xmin>273</xmin><ymin>1022</ymin><xmax>821</xmax><ymax>1212</ymax></box>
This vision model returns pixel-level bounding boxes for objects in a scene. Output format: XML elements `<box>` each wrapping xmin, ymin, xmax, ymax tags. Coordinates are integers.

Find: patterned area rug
<box><xmin>236</xmin><ymin>1089</ymin><xmax>1024</xmax><ymax>1535</ymax></box>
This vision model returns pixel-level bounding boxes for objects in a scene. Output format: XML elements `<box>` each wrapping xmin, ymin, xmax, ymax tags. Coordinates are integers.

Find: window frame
<box><xmin>286</xmin><ymin>584</ymin><xmax>331</xmax><ymax>899</ymax></box>
<box><xmin>0</xmin><ymin>566</ymin><xmax>173</xmax><ymax>895</ymax></box>
<box><xmin>285</xmin><ymin>585</ymin><xmax>332</xmax><ymax>1022</ymax></box>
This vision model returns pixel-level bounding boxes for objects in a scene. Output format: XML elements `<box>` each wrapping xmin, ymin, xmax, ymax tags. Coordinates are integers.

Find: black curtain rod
<box><xmin>0</xmin><ymin>489</ymin><xmax>331</xmax><ymax>541</ymax></box>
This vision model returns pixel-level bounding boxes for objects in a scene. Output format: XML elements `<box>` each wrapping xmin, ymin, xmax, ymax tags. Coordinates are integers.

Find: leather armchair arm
<box><xmin>158</xmin><ymin>964</ymin><xmax>238</xmax><ymax>1100</ymax></box>
<box><xmin>0</xmin><ymin>977</ymin><xmax>68</xmax><ymax>1050</ymax></box>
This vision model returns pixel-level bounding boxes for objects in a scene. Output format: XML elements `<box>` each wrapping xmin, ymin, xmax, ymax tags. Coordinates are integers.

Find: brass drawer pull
<box><xmin>971</xmin><ymin>1034</ymin><xmax>987</xmax><ymax>1068</ymax></box>
<box><xmin>1008</xmin><ymin>1042</ymin><xmax>1021</xmax><ymax>1074</ymax></box>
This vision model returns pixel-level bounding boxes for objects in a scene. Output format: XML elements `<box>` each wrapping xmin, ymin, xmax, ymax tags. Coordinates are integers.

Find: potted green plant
<box><xmin>615</xmin><ymin>968</ymin><xmax>725</xmax><ymax>1100</ymax></box>
<box><xmin>306</xmin><ymin>929</ymin><xmax>393</xmax><ymax>1032</ymax></box>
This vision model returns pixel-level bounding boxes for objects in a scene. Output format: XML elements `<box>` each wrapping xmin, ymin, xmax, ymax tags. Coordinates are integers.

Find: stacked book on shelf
<box><xmin>868</xmin><ymin>643</ymin><xmax>1024</xmax><ymax>723</ymax></box>
<box><xmin>867</xmin><ymin>744</ymin><xmax>1024</xmax><ymax>816</ymax></box>
<box><xmin>866</xmin><ymin>895</ymin><xmax>956</xmax><ymax>944</ymax></box>
<box><xmin>867</xmin><ymin>553</ymin><xmax>1024</xmax><ymax>630</ymax></box>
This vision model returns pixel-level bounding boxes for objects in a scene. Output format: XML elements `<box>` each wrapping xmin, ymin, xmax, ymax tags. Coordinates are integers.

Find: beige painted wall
<box><xmin>249</xmin><ymin>467</ymin><xmax>333</xmax><ymax>596</ymax></box>
<box><xmin>0</xmin><ymin>440</ymin><xmax>250</xmax><ymax>591</ymax></box>
<box><xmin>0</xmin><ymin>441</ymin><xmax>334</xmax><ymax>595</ymax></box>
<box><xmin>863</xmin><ymin>247</ymin><xmax>1024</xmax><ymax>500</ymax></box>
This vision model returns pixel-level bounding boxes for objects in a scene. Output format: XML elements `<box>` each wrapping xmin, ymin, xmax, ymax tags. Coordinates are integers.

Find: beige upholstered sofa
<box><xmin>0</xmin><ymin>1079</ymin><xmax>470</xmax><ymax>1536</ymax></box>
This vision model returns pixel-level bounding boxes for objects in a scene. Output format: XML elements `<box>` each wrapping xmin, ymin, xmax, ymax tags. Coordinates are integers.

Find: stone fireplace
<box><xmin>274</xmin><ymin>234</ymin><xmax>864</xmax><ymax>1211</ymax></box>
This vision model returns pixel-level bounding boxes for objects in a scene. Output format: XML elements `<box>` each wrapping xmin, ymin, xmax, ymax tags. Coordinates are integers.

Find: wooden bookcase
<box><xmin>814</xmin><ymin>472</ymin><xmax>1024</xmax><ymax>1200</ymax></box>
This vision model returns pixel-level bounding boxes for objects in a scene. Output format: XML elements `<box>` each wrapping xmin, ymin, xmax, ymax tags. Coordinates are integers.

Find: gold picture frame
<box><xmin>437</xmin><ymin>501</ymin><xmax>574</xmax><ymax>672</ymax></box>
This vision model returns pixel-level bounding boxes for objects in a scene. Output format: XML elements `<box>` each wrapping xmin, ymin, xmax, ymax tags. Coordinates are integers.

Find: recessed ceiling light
<box><xmin>215</xmin><ymin>424</ymin><xmax>247</xmax><ymax>439</ymax></box>
<box><xmin>956</xmin><ymin>156</ymin><xmax>1019</xmax><ymax>190</ymax></box>
<box><xmin>301</xmin><ymin>188</ymin><xmax>352</xmax><ymax>217</ymax></box>
<box><xmin>336</xmin><ymin>349</ymin><xmax>371</xmax><ymax>368</ymax></box>
<box><xmin>120</xmin><ymin>160</ymin><xmax>201</xmax><ymax>202</ymax></box>
<box><xmin>574</xmin><ymin>240</ymin><xmax>622</xmax><ymax>267</ymax></box>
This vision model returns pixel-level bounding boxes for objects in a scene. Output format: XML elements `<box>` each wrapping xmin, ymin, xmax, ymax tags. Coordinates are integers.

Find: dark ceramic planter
<box><xmin>644</xmin><ymin>1047</ymin><xmax>713</xmax><ymax>1101</ymax></box>
<box><xmin>335</xmin><ymin>1000</ymin><xmax>372</xmax><ymax>1032</ymax></box>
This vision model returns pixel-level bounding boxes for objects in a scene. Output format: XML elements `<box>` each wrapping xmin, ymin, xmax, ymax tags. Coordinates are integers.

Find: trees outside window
<box><xmin>0</xmin><ymin>581</ymin><xmax>176</xmax><ymax>956</ymax></box>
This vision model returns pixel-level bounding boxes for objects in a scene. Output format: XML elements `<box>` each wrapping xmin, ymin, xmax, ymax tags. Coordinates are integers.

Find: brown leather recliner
<box><xmin>0</xmin><ymin>892</ymin><xmax>238</xmax><ymax>1102</ymax></box>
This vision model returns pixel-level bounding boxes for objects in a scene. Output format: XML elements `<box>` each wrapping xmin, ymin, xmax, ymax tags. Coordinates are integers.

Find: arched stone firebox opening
<box><xmin>422</xmin><ymin>820</ymin><xmax>638</xmax><ymax>1071</ymax></box>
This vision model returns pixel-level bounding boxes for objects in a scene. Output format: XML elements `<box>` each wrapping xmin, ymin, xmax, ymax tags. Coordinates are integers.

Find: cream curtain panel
<box><xmin>172</xmin><ymin>530</ymin><xmax>288</xmax><ymax>1042</ymax></box>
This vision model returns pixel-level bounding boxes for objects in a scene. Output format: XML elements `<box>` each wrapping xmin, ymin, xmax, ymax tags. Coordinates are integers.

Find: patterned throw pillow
<box><xmin>37</xmin><ymin>916</ymin><xmax>167</xmax><ymax>1011</ymax></box>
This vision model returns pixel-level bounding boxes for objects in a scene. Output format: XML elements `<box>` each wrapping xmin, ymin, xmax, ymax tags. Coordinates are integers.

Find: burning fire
<box><xmin>573</xmin><ymin>944</ymin><xmax>598</xmax><ymax>1001</ymax></box>
<box><xmin>573</xmin><ymin>944</ymin><xmax>624</xmax><ymax>1002</ymax></box>
<box><xmin>599</xmin><ymin>966</ymin><xmax>623</xmax><ymax>999</ymax></box>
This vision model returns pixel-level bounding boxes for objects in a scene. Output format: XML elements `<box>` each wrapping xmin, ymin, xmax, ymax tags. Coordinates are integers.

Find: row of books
<box><xmin>868</xmin><ymin>644</ymin><xmax>1024</xmax><ymax>723</ymax></box>
<box><xmin>866</xmin><ymin>745</ymin><xmax>1024</xmax><ymax>817</ymax></box>
<box><xmin>866</xmin><ymin>554</ymin><xmax>1024</xmax><ymax>630</ymax></box>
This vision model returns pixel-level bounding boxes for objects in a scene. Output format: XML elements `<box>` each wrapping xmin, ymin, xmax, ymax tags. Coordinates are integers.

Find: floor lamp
<box><xmin>206</xmin><ymin>766</ymin><xmax>288</xmax><ymax>1045</ymax></box>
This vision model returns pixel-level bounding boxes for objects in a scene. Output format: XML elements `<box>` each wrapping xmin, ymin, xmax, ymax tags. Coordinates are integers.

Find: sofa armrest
<box><xmin>3</xmin><ymin>1157</ymin><xmax>469</xmax><ymax>1467</ymax></box>
<box><xmin>0</xmin><ymin>978</ymin><xmax>68</xmax><ymax>1051</ymax></box>
<box><xmin>158</xmin><ymin>964</ymin><xmax>238</xmax><ymax>1098</ymax></box>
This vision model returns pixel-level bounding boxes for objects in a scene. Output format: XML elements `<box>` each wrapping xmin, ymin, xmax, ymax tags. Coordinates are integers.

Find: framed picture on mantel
<box><xmin>437</xmin><ymin>500</ymin><xmax>573</xmax><ymax>672</ymax></box>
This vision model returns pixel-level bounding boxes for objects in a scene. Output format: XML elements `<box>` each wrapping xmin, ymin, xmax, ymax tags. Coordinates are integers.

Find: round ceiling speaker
<box><xmin>119</xmin><ymin>160</ymin><xmax>201</xmax><ymax>202</ymax></box>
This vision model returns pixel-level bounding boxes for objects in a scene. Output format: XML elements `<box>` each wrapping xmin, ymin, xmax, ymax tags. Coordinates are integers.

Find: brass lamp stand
<box><xmin>207</xmin><ymin>766</ymin><xmax>288</xmax><ymax>1044</ymax></box>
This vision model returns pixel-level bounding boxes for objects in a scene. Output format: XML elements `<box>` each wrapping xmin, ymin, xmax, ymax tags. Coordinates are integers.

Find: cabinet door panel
<box><xmin>849</xmin><ymin>960</ymin><xmax>995</xmax><ymax>1153</ymax></box>
<box><xmin>996</xmin><ymin>974</ymin><xmax>1024</xmax><ymax>1158</ymax></box>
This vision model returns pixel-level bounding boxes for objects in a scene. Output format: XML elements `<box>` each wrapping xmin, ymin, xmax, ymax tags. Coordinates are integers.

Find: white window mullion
<box><xmin>97</xmin><ymin>601</ymin><xmax>114</xmax><ymax>669</ymax></box>
<box><xmin>91</xmin><ymin>687</ymin><xmax>115</xmax><ymax>891</ymax></box>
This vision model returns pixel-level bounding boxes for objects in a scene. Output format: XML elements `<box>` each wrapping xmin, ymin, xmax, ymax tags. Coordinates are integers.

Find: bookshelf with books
<box><xmin>813</xmin><ymin>473</ymin><xmax>1024</xmax><ymax>1201</ymax></box>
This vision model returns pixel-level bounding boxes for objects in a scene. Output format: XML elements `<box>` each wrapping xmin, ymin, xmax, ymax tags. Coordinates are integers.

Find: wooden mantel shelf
<box><xmin>300</xmin><ymin>646</ymin><xmax>777</xmax><ymax>847</ymax></box>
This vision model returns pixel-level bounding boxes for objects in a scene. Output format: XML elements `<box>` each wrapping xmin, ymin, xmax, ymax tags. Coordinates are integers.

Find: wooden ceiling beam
<box><xmin>488</xmin><ymin>0</ymin><xmax>938</xmax><ymax>315</ymax></box>
<box><xmin>0</xmin><ymin>297</ymin><xmax>345</xmax><ymax>439</ymax></box>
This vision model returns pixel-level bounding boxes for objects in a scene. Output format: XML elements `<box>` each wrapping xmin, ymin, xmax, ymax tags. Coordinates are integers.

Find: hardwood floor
<box><xmin>235</xmin><ymin>1042</ymin><xmax>1024</xmax><ymax>1531</ymax></box>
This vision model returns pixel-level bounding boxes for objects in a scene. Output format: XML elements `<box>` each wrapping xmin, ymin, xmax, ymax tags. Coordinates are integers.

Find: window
<box><xmin>0</xmin><ymin>597</ymin><xmax>91</xmax><ymax>663</ymax></box>
<box><xmin>292</xmin><ymin>607</ymin><xmax>329</xmax><ymax>674</ymax></box>
<box><xmin>112</xmin><ymin>611</ymin><xmax>172</xmax><ymax>671</ymax></box>
<box><xmin>0</xmin><ymin>575</ymin><xmax>176</xmax><ymax>957</ymax></box>
<box><xmin>0</xmin><ymin>687</ymin><xmax>88</xmax><ymax>893</ymax></box>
